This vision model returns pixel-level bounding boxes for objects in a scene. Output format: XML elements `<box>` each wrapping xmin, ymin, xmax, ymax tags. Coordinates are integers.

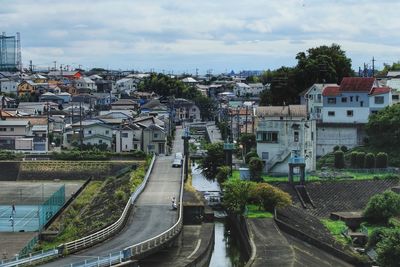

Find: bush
<box><xmin>368</xmin><ymin>228</ymin><xmax>391</xmax><ymax>249</ymax></box>
<box><xmin>376</xmin><ymin>152</ymin><xmax>388</xmax><ymax>168</ymax></box>
<box><xmin>376</xmin><ymin>229</ymin><xmax>400</xmax><ymax>267</ymax></box>
<box><xmin>334</xmin><ymin>151</ymin><xmax>345</xmax><ymax>169</ymax></box>
<box><xmin>333</xmin><ymin>145</ymin><xmax>340</xmax><ymax>152</ymax></box>
<box><xmin>350</xmin><ymin>152</ymin><xmax>358</xmax><ymax>168</ymax></box>
<box><xmin>365</xmin><ymin>153</ymin><xmax>375</xmax><ymax>169</ymax></box>
<box><xmin>249</xmin><ymin>157</ymin><xmax>263</xmax><ymax>181</ymax></box>
<box><xmin>340</xmin><ymin>145</ymin><xmax>348</xmax><ymax>152</ymax></box>
<box><xmin>364</xmin><ymin>191</ymin><xmax>400</xmax><ymax>224</ymax></box>
<box><xmin>216</xmin><ymin>165</ymin><xmax>230</xmax><ymax>184</ymax></box>
<box><xmin>245</xmin><ymin>150</ymin><xmax>259</xmax><ymax>164</ymax></box>
<box><xmin>249</xmin><ymin>183</ymin><xmax>291</xmax><ymax>212</ymax></box>
<box><xmin>356</xmin><ymin>152</ymin><xmax>366</xmax><ymax>168</ymax></box>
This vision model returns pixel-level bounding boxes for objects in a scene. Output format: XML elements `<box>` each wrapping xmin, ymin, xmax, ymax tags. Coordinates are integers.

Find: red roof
<box><xmin>369</xmin><ymin>87</ymin><xmax>391</xmax><ymax>96</ymax></box>
<box><xmin>339</xmin><ymin>77</ymin><xmax>375</xmax><ymax>92</ymax></box>
<box><xmin>322</xmin><ymin>86</ymin><xmax>340</xmax><ymax>97</ymax></box>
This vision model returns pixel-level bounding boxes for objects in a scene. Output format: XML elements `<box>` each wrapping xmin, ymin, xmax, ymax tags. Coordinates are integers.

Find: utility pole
<box><xmin>79</xmin><ymin>101</ymin><xmax>83</xmax><ymax>151</ymax></box>
<box><xmin>245</xmin><ymin>105</ymin><xmax>248</xmax><ymax>134</ymax></box>
<box><xmin>236</xmin><ymin>107</ymin><xmax>240</xmax><ymax>142</ymax></box>
<box><xmin>182</xmin><ymin>127</ymin><xmax>191</xmax><ymax>181</ymax></box>
<box><xmin>372</xmin><ymin>57</ymin><xmax>376</xmax><ymax>77</ymax></box>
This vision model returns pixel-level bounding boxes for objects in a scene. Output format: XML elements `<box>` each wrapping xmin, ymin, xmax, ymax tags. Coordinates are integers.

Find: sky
<box><xmin>1</xmin><ymin>0</ymin><xmax>400</xmax><ymax>74</ymax></box>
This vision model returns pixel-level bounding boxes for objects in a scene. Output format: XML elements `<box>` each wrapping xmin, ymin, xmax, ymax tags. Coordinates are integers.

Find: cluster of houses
<box><xmin>0</xmin><ymin>70</ymin><xmax>203</xmax><ymax>154</ymax></box>
<box><xmin>254</xmin><ymin>75</ymin><xmax>399</xmax><ymax>174</ymax></box>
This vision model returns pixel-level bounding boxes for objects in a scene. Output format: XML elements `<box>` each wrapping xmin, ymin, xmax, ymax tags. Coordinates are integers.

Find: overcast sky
<box><xmin>1</xmin><ymin>0</ymin><xmax>399</xmax><ymax>74</ymax></box>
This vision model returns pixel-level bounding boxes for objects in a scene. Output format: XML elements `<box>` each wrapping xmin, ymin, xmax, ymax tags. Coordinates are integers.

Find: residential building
<box><xmin>47</xmin><ymin>71</ymin><xmax>82</xmax><ymax>80</ymax></box>
<box><xmin>74</xmin><ymin>77</ymin><xmax>97</xmax><ymax>92</ymax></box>
<box><xmin>255</xmin><ymin>105</ymin><xmax>316</xmax><ymax>174</ymax></box>
<box><xmin>142</xmin><ymin>123</ymin><xmax>166</xmax><ymax>155</ymax></box>
<box><xmin>115</xmin><ymin>123</ymin><xmax>142</xmax><ymax>152</ymax></box>
<box><xmin>0</xmin><ymin>78</ymin><xmax>19</xmax><ymax>94</ymax></box>
<box><xmin>111</xmin><ymin>99</ymin><xmax>138</xmax><ymax>110</ymax></box>
<box><xmin>300</xmin><ymin>83</ymin><xmax>337</xmax><ymax>121</ymax></box>
<box><xmin>173</xmin><ymin>98</ymin><xmax>201</xmax><ymax>123</ymax></box>
<box><xmin>115</xmin><ymin>78</ymin><xmax>138</xmax><ymax>95</ymax></box>
<box><xmin>233</xmin><ymin>82</ymin><xmax>265</xmax><ymax>97</ymax></box>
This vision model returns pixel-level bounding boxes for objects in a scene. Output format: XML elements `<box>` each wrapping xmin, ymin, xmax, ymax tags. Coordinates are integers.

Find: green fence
<box><xmin>19</xmin><ymin>235</ymin><xmax>39</xmax><ymax>256</ymax></box>
<box><xmin>38</xmin><ymin>185</ymin><xmax>65</xmax><ymax>230</ymax></box>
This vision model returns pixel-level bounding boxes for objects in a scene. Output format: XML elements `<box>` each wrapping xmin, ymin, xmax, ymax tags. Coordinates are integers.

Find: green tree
<box><xmin>200</xmin><ymin>142</ymin><xmax>225</xmax><ymax>179</ymax></box>
<box><xmin>245</xmin><ymin>150</ymin><xmax>259</xmax><ymax>164</ymax></box>
<box><xmin>249</xmin><ymin>183</ymin><xmax>291</xmax><ymax>211</ymax></box>
<box><xmin>376</xmin><ymin>152</ymin><xmax>389</xmax><ymax>168</ymax></box>
<box><xmin>350</xmin><ymin>152</ymin><xmax>358</xmax><ymax>168</ymax></box>
<box><xmin>193</xmin><ymin>95</ymin><xmax>216</xmax><ymax>121</ymax></box>
<box><xmin>366</xmin><ymin>105</ymin><xmax>400</xmax><ymax>149</ymax></box>
<box><xmin>334</xmin><ymin>151</ymin><xmax>345</xmax><ymax>169</ymax></box>
<box><xmin>216</xmin><ymin>165</ymin><xmax>230</xmax><ymax>184</ymax></box>
<box><xmin>249</xmin><ymin>157</ymin><xmax>264</xmax><ymax>181</ymax></box>
<box><xmin>239</xmin><ymin>133</ymin><xmax>256</xmax><ymax>155</ymax></box>
<box><xmin>376</xmin><ymin>229</ymin><xmax>400</xmax><ymax>267</ymax></box>
<box><xmin>222</xmin><ymin>179</ymin><xmax>251</xmax><ymax>214</ymax></box>
<box><xmin>364</xmin><ymin>191</ymin><xmax>400</xmax><ymax>224</ymax></box>
<box><xmin>365</xmin><ymin>153</ymin><xmax>376</xmax><ymax>169</ymax></box>
<box><xmin>356</xmin><ymin>152</ymin><xmax>366</xmax><ymax>168</ymax></box>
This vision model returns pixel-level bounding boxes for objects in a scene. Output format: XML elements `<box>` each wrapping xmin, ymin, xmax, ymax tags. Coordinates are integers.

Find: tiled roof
<box><xmin>339</xmin><ymin>77</ymin><xmax>375</xmax><ymax>92</ymax></box>
<box><xmin>322</xmin><ymin>86</ymin><xmax>340</xmax><ymax>97</ymax></box>
<box><xmin>369</xmin><ymin>87</ymin><xmax>391</xmax><ymax>96</ymax></box>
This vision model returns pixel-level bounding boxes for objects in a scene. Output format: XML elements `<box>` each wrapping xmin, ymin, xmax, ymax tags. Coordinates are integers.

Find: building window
<box><xmin>10</xmin><ymin>128</ymin><xmax>14</xmax><ymax>132</ymax></box>
<box><xmin>347</xmin><ymin>110</ymin><xmax>354</xmax><ymax>117</ymax></box>
<box><xmin>356</xmin><ymin>96</ymin><xmax>359</xmax><ymax>101</ymax></box>
<box><xmin>257</xmin><ymin>131</ymin><xmax>278</xmax><ymax>143</ymax></box>
<box><xmin>374</xmin><ymin>96</ymin><xmax>384</xmax><ymax>104</ymax></box>
<box><xmin>121</xmin><ymin>133</ymin><xmax>128</xmax><ymax>138</ymax></box>
<box><xmin>317</xmin><ymin>94</ymin><xmax>322</xmax><ymax>101</ymax></box>
<box><xmin>294</xmin><ymin>131</ymin><xmax>299</xmax><ymax>142</ymax></box>
<box><xmin>154</xmin><ymin>133</ymin><xmax>158</xmax><ymax>139</ymax></box>
<box><xmin>341</xmin><ymin>97</ymin><xmax>347</xmax><ymax>103</ymax></box>
<box><xmin>133</xmin><ymin>144</ymin><xmax>138</xmax><ymax>150</ymax></box>
<box><xmin>99</xmin><ymin>140</ymin><xmax>103</xmax><ymax>144</ymax></box>
<box><xmin>327</xmin><ymin>98</ymin><xmax>336</xmax><ymax>104</ymax></box>
<box><xmin>88</xmin><ymin>130</ymin><xmax>92</xmax><ymax>134</ymax></box>
<box><xmin>328</xmin><ymin>111</ymin><xmax>335</xmax><ymax>116</ymax></box>
<box><xmin>0</xmin><ymin>128</ymin><xmax>6</xmax><ymax>132</ymax></box>
<box><xmin>393</xmin><ymin>95</ymin><xmax>399</xmax><ymax>101</ymax></box>
<box><xmin>261</xmin><ymin>152</ymin><xmax>269</xmax><ymax>160</ymax></box>
<box><xmin>350</xmin><ymin>96</ymin><xmax>353</xmax><ymax>102</ymax></box>
<box><xmin>105</xmin><ymin>130</ymin><xmax>109</xmax><ymax>135</ymax></box>
<box><xmin>360</xmin><ymin>101</ymin><xmax>364</xmax><ymax>107</ymax></box>
<box><xmin>311</xmin><ymin>131</ymin><xmax>314</xmax><ymax>141</ymax></box>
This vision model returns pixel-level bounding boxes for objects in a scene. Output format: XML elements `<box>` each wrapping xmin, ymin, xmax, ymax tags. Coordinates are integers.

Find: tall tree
<box><xmin>200</xmin><ymin>142</ymin><xmax>225</xmax><ymax>179</ymax></box>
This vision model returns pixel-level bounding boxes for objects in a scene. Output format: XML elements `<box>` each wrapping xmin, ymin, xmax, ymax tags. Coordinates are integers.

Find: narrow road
<box><xmin>42</xmin><ymin>127</ymin><xmax>184</xmax><ymax>267</ymax></box>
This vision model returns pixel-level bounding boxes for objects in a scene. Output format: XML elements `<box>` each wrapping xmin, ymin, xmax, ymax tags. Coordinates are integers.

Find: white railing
<box><xmin>63</xmin><ymin>155</ymin><xmax>156</xmax><ymax>253</ymax></box>
<box><xmin>123</xmin><ymin>156</ymin><xmax>186</xmax><ymax>259</ymax></box>
<box><xmin>0</xmin><ymin>249</ymin><xmax>59</xmax><ymax>267</ymax></box>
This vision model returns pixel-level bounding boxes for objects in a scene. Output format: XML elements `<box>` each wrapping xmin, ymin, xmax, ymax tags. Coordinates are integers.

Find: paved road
<box><xmin>42</xmin><ymin>127</ymin><xmax>184</xmax><ymax>267</ymax></box>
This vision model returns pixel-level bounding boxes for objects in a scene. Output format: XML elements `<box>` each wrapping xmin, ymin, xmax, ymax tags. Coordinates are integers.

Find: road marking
<box><xmin>187</xmin><ymin>239</ymin><xmax>202</xmax><ymax>259</ymax></box>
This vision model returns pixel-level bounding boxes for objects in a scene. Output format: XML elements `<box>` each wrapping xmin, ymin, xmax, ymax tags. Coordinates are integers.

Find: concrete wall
<box><xmin>316</xmin><ymin>125</ymin><xmax>360</xmax><ymax>157</ymax></box>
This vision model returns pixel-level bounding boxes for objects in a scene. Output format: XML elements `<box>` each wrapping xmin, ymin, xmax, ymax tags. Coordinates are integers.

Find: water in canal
<box><xmin>191</xmin><ymin>163</ymin><xmax>247</xmax><ymax>267</ymax></box>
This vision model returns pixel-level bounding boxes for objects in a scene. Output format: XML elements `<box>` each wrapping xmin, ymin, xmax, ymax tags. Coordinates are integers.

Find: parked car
<box><xmin>172</xmin><ymin>158</ymin><xmax>182</xmax><ymax>168</ymax></box>
<box><xmin>175</xmin><ymin>152</ymin><xmax>183</xmax><ymax>161</ymax></box>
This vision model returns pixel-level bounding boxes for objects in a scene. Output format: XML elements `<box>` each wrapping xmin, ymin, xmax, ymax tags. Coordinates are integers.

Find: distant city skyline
<box><xmin>1</xmin><ymin>0</ymin><xmax>400</xmax><ymax>74</ymax></box>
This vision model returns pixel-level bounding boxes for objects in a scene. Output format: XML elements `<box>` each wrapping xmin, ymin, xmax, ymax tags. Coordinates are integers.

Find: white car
<box><xmin>172</xmin><ymin>158</ymin><xmax>182</xmax><ymax>168</ymax></box>
<box><xmin>175</xmin><ymin>152</ymin><xmax>183</xmax><ymax>161</ymax></box>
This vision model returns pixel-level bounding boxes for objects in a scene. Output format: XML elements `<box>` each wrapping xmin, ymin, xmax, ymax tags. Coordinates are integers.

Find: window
<box><xmin>99</xmin><ymin>140</ymin><xmax>103</xmax><ymax>144</ymax></box>
<box><xmin>374</xmin><ymin>96</ymin><xmax>384</xmax><ymax>104</ymax></box>
<box><xmin>341</xmin><ymin>97</ymin><xmax>347</xmax><ymax>103</ymax></box>
<box><xmin>294</xmin><ymin>131</ymin><xmax>299</xmax><ymax>142</ymax></box>
<box><xmin>356</xmin><ymin>96</ymin><xmax>359</xmax><ymax>101</ymax></box>
<box><xmin>261</xmin><ymin>152</ymin><xmax>269</xmax><ymax>160</ymax></box>
<box><xmin>328</xmin><ymin>111</ymin><xmax>335</xmax><ymax>116</ymax></box>
<box><xmin>347</xmin><ymin>110</ymin><xmax>354</xmax><ymax>117</ymax></box>
<box><xmin>0</xmin><ymin>128</ymin><xmax>6</xmax><ymax>132</ymax></box>
<box><xmin>311</xmin><ymin>131</ymin><xmax>314</xmax><ymax>141</ymax></box>
<box><xmin>393</xmin><ymin>95</ymin><xmax>399</xmax><ymax>100</ymax></box>
<box><xmin>309</xmin><ymin>94</ymin><xmax>313</xmax><ymax>100</ymax></box>
<box><xmin>10</xmin><ymin>128</ymin><xmax>14</xmax><ymax>132</ymax></box>
<box><xmin>133</xmin><ymin>144</ymin><xmax>138</xmax><ymax>150</ymax></box>
<box><xmin>105</xmin><ymin>130</ymin><xmax>109</xmax><ymax>135</ymax></box>
<box><xmin>317</xmin><ymin>94</ymin><xmax>322</xmax><ymax>101</ymax></box>
<box><xmin>154</xmin><ymin>133</ymin><xmax>158</xmax><ymax>139</ymax></box>
<box><xmin>257</xmin><ymin>132</ymin><xmax>278</xmax><ymax>143</ymax></box>
<box><xmin>88</xmin><ymin>130</ymin><xmax>92</xmax><ymax>134</ymax></box>
<box><xmin>350</xmin><ymin>96</ymin><xmax>353</xmax><ymax>102</ymax></box>
<box><xmin>327</xmin><ymin>98</ymin><xmax>336</xmax><ymax>104</ymax></box>
<box><xmin>121</xmin><ymin>133</ymin><xmax>128</xmax><ymax>138</ymax></box>
<box><xmin>360</xmin><ymin>101</ymin><xmax>364</xmax><ymax>107</ymax></box>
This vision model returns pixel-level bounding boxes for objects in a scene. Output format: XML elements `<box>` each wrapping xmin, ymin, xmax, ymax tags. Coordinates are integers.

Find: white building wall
<box><xmin>316</xmin><ymin>126</ymin><xmax>358</xmax><ymax>156</ymax></box>
<box><xmin>369</xmin><ymin>93</ymin><xmax>392</xmax><ymax>109</ymax></box>
<box><xmin>322</xmin><ymin>107</ymin><xmax>370</xmax><ymax>124</ymax></box>
<box><xmin>0</xmin><ymin>80</ymin><xmax>19</xmax><ymax>94</ymax></box>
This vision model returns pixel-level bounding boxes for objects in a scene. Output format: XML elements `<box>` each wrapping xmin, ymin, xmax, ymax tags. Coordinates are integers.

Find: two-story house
<box><xmin>301</xmin><ymin>83</ymin><xmax>338</xmax><ymax>121</ymax></box>
<box><xmin>255</xmin><ymin>105</ymin><xmax>316</xmax><ymax>174</ymax></box>
<box><xmin>74</xmin><ymin>77</ymin><xmax>97</xmax><ymax>93</ymax></box>
<box><xmin>115</xmin><ymin>78</ymin><xmax>138</xmax><ymax>95</ymax></box>
<box><xmin>115</xmin><ymin>123</ymin><xmax>142</xmax><ymax>152</ymax></box>
<box><xmin>142</xmin><ymin>124</ymin><xmax>166</xmax><ymax>155</ymax></box>
<box><xmin>173</xmin><ymin>98</ymin><xmax>201</xmax><ymax>123</ymax></box>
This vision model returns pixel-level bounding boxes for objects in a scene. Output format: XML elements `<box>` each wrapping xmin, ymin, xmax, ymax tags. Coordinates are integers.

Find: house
<box><xmin>17</xmin><ymin>80</ymin><xmax>49</xmax><ymax>96</ymax></box>
<box><xmin>63</xmin><ymin>120</ymin><xmax>113</xmax><ymax>150</ymax></box>
<box><xmin>74</xmin><ymin>77</ymin><xmax>97</xmax><ymax>92</ymax></box>
<box><xmin>142</xmin><ymin>123</ymin><xmax>167</xmax><ymax>155</ymax></box>
<box><xmin>47</xmin><ymin>71</ymin><xmax>82</xmax><ymax>80</ymax></box>
<box><xmin>111</xmin><ymin>99</ymin><xmax>138</xmax><ymax>110</ymax></box>
<box><xmin>369</xmin><ymin>87</ymin><xmax>392</xmax><ymax>114</ymax></box>
<box><xmin>39</xmin><ymin>92</ymin><xmax>64</xmax><ymax>105</ymax></box>
<box><xmin>115</xmin><ymin>123</ymin><xmax>142</xmax><ymax>152</ymax></box>
<box><xmin>0</xmin><ymin>120</ymin><xmax>31</xmax><ymax>150</ymax></box>
<box><xmin>92</xmin><ymin>93</ymin><xmax>117</xmax><ymax>107</ymax></box>
<box><xmin>115</xmin><ymin>78</ymin><xmax>138</xmax><ymax>94</ymax></box>
<box><xmin>173</xmin><ymin>98</ymin><xmax>201</xmax><ymax>123</ymax></box>
<box><xmin>233</xmin><ymin>83</ymin><xmax>265</xmax><ymax>97</ymax></box>
<box><xmin>255</xmin><ymin>105</ymin><xmax>316</xmax><ymax>174</ymax></box>
<box><xmin>181</xmin><ymin>77</ymin><xmax>198</xmax><ymax>85</ymax></box>
<box><xmin>301</xmin><ymin>83</ymin><xmax>337</xmax><ymax>121</ymax></box>
<box><xmin>0</xmin><ymin>78</ymin><xmax>19</xmax><ymax>94</ymax></box>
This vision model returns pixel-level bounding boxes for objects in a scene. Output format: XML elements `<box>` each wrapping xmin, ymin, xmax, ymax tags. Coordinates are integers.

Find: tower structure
<box><xmin>0</xmin><ymin>32</ymin><xmax>21</xmax><ymax>72</ymax></box>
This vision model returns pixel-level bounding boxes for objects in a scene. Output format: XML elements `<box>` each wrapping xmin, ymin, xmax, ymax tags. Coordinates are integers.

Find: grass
<box><xmin>321</xmin><ymin>219</ymin><xmax>350</xmax><ymax>245</ymax></box>
<box><xmin>245</xmin><ymin>204</ymin><xmax>274</xmax><ymax>219</ymax></box>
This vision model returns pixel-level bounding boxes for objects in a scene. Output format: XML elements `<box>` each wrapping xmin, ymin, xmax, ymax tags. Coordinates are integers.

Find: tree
<box><xmin>350</xmin><ymin>152</ymin><xmax>358</xmax><ymax>168</ymax></box>
<box><xmin>239</xmin><ymin>133</ymin><xmax>256</xmax><ymax>155</ymax></box>
<box><xmin>364</xmin><ymin>191</ymin><xmax>400</xmax><ymax>224</ymax></box>
<box><xmin>222</xmin><ymin>179</ymin><xmax>251</xmax><ymax>214</ymax></box>
<box><xmin>365</xmin><ymin>153</ymin><xmax>376</xmax><ymax>169</ymax></box>
<box><xmin>193</xmin><ymin>95</ymin><xmax>216</xmax><ymax>121</ymax></box>
<box><xmin>366</xmin><ymin>105</ymin><xmax>400</xmax><ymax>149</ymax></box>
<box><xmin>245</xmin><ymin>150</ymin><xmax>259</xmax><ymax>164</ymax></box>
<box><xmin>334</xmin><ymin>151</ymin><xmax>345</xmax><ymax>169</ymax></box>
<box><xmin>216</xmin><ymin>165</ymin><xmax>230</xmax><ymax>184</ymax></box>
<box><xmin>376</xmin><ymin>229</ymin><xmax>400</xmax><ymax>267</ymax></box>
<box><xmin>356</xmin><ymin>152</ymin><xmax>366</xmax><ymax>168</ymax></box>
<box><xmin>249</xmin><ymin>157</ymin><xmax>264</xmax><ymax>181</ymax></box>
<box><xmin>249</xmin><ymin>183</ymin><xmax>291</xmax><ymax>211</ymax></box>
<box><xmin>376</xmin><ymin>152</ymin><xmax>388</xmax><ymax>168</ymax></box>
<box><xmin>200</xmin><ymin>142</ymin><xmax>225</xmax><ymax>179</ymax></box>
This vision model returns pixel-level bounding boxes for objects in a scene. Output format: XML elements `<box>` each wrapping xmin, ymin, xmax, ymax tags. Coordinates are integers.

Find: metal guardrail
<box><xmin>0</xmin><ymin>249</ymin><xmax>59</xmax><ymax>267</ymax></box>
<box><xmin>63</xmin><ymin>155</ymin><xmax>157</xmax><ymax>253</ymax></box>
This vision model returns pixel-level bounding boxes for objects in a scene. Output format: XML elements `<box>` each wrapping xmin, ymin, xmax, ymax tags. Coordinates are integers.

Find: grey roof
<box><xmin>0</xmin><ymin>120</ymin><xmax>30</xmax><ymax>126</ymax></box>
<box><xmin>256</xmin><ymin>105</ymin><xmax>307</xmax><ymax>118</ymax></box>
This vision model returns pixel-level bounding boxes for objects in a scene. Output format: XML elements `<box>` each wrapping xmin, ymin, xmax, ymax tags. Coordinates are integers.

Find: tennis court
<box><xmin>0</xmin><ymin>205</ymin><xmax>39</xmax><ymax>232</ymax></box>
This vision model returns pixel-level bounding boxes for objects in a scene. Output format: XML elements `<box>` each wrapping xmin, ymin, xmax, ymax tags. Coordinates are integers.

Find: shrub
<box><xmin>367</xmin><ymin>228</ymin><xmax>389</xmax><ymax>249</ymax></box>
<box><xmin>245</xmin><ymin>150</ymin><xmax>259</xmax><ymax>164</ymax></box>
<box><xmin>364</xmin><ymin>191</ymin><xmax>400</xmax><ymax>224</ymax></box>
<box><xmin>216</xmin><ymin>165</ymin><xmax>230</xmax><ymax>184</ymax></box>
<box><xmin>249</xmin><ymin>183</ymin><xmax>291</xmax><ymax>212</ymax></box>
<box><xmin>356</xmin><ymin>152</ymin><xmax>366</xmax><ymax>168</ymax></box>
<box><xmin>334</xmin><ymin>151</ymin><xmax>345</xmax><ymax>169</ymax></box>
<box><xmin>350</xmin><ymin>152</ymin><xmax>358</xmax><ymax>168</ymax></box>
<box><xmin>376</xmin><ymin>229</ymin><xmax>400</xmax><ymax>267</ymax></box>
<box><xmin>249</xmin><ymin>157</ymin><xmax>264</xmax><ymax>181</ymax></box>
<box><xmin>333</xmin><ymin>145</ymin><xmax>340</xmax><ymax>152</ymax></box>
<box><xmin>376</xmin><ymin>152</ymin><xmax>388</xmax><ymax>168</ymax></box>
<box><xmin>340</xmin><ymin>145</ymin><xmax>348</xmax><ymax>152</ymax></box>
<box><xmin>365</xmin><ymin>153</ymin><xmax>375</xmax><ymax>169</ymax></box>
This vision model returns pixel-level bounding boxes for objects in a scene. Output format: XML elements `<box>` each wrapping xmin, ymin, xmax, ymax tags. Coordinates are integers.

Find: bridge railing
<box><xmin>123</xmin><ymin>156</ymin><xmax>185</xmax><ymax>258</ymax></box>
<box><xmin>62</xmin><ymin>155</ymin><xmax>156</xmax><ymax>254</ymax></box>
